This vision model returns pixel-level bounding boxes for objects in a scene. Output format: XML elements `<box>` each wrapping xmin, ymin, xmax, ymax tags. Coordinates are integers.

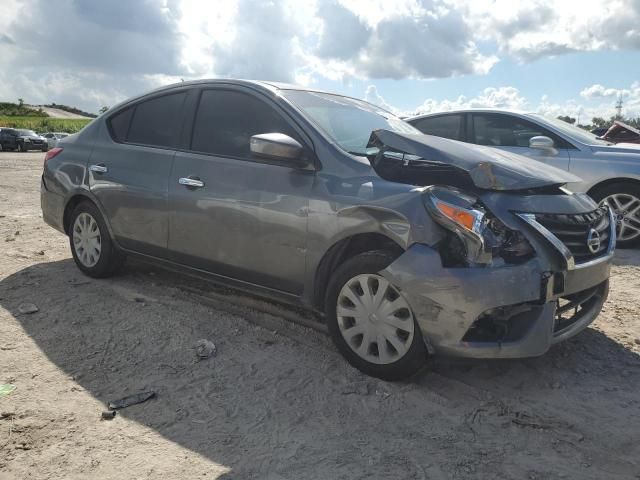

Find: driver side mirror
<box><xmin>529</xmin><ymin>135</ymin><xmax>555</xmax><ymax>150</ymax></box>
<box><xmin>250</xmin><ymin>133</ymin><xmax>310</xmax><ymax>168</ymax></box>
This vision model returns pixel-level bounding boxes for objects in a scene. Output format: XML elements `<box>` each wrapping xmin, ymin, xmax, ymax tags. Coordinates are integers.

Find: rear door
<box><xmin>88</xmin><ymin>89</ymin><xmax>190</xmax><ymax>257</ymax></box>
<box><xmin>469</xmin><ymin>113</ymin><xmax>571</xmax><ymax>170</ymax></box>
<box><xmin>167</xmin><ymin>86</ymin><xmax>314</xmax><ymax>294</ymax></box>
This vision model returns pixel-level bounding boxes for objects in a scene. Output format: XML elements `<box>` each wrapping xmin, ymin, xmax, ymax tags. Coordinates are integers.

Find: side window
<box><xmin>127</xmin><ymin>93</ymin><xmax>186</xmax><ymax>148</ymax></box>
<box><xmin>412</xmin><ymin>115</ymin><xmax>463</xmax><ymax>140</ymax></box>
<box><xmin>108</xmin><ymin>107</ymin><xmax>134</xmax><ymax>143</ymax></box>
<box><xmin>472</xmin><ymin>114</ymin><xmax>562</xmax><ymax>147</ymax></box>
<box><xmin>191</xmin><ymin>89</ymin><xmax>298</xmax><ymax>158</ymax></box>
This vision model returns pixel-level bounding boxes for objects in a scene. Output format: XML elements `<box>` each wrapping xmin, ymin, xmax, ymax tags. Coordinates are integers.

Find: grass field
<box><xmin>0</xmin><ymin>116</ymin><xmax>92</xmax><ymax>133</ymax></box>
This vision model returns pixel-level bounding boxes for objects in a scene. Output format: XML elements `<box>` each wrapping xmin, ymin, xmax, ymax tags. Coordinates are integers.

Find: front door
<box><xmin>168</xmin><ymin>87</ymin><xmax>313</xmax><ymax>294</ymax></box>
<box><xmin>469</xmin><ymin>113</ymin><xmax>571</xmax><ymax>171</ymax></box>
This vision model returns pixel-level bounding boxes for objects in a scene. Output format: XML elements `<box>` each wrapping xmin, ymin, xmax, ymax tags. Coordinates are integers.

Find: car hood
<box><xmin>367</xmin><ymin>130</ymin><xmax>581</xmax><ymax>191</ymax></box>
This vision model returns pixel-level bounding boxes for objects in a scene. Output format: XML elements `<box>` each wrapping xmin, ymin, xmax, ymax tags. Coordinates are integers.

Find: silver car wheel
<box><xmin>72</xmin><ymin>212</ymin><xmax>102</xmax><ymax>267</ymax></box>
<box><xmin>336</xmin><ymin>274</ymin><xmax>415</xmax><ymax>365</ymax></box>
<box><xmin>602</xmin><ymin>194</ymin><xmax>640</xmax><ymax>242</ymax></box>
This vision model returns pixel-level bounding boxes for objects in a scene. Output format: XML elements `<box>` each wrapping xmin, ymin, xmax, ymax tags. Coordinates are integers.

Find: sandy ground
<box><xmin>0</xmin><ymin>152</ymin><xmax>639</xmax><ymax>480</ymax></box>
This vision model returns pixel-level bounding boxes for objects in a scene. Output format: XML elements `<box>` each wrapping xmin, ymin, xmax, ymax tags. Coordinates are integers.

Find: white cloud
<box><xmin>369</xmin><ymin>82</ymin><xmax>640</xmax><ymax>122</ymax></box>
<box><xmin>580</xmin><ymin>84</ymin><xmax>630</xmax><ymax>100</ymax></box>
<box><xmin>454</xmin><ymin>0</ymin><xmax>640</xmax><ymax>62</ymax></box>
<box><xmin>410</xmin><ymin>86</ymin><xmax>528</xmax><ymax>115</ymax></box>
<box><xmin>0</xmin><ymin>0</ymin><xmax>639</xmax><ymax>113</ymax></box>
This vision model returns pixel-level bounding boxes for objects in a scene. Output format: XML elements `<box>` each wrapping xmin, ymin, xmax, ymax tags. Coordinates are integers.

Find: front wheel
<box><xmin>325</xmin><ymin>250</ymin><xmax>428</xmax><ymax>381</ymax></box>
<box><xmin>591</xmin><ymin>182</ymin><xmax>640</xmax><ymax>248</ymax></box>
<box><xmin>69</xmin><ymin>201</ymin><xmax>124</xmax><ymax>278</ymax></box>
<box><xmin>17</xmin><ymin>143</ymin><xmax>25</xmax><ymax>152</ymax></box>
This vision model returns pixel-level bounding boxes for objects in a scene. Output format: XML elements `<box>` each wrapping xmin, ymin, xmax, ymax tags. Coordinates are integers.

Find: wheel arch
<box><xmin>62</xmin><ymin>192</ymin><xmax>116</xmax><ymax>243</ymax></box>
<box><xmin>587</xmin><ymin>177</ymin><xmax>640</xmax><ymax>198</ymax></box>
<box><xmin>312</xmin><ymin>232</ymin><xmax>405</xmax><ymax>312</ymax></box>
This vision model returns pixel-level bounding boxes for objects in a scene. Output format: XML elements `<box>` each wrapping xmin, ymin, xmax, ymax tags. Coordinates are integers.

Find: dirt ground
<box><xmin>1</xmin><ymin>152</ymin><xmax>639</xmax><ymax>480</ymax></box>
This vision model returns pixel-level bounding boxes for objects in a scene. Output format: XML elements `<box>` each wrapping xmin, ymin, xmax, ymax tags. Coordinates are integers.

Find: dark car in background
<box><xmin>0</xmin><ymin>128</ymin><xmax>48</xmax><ymax>152</ymax></box>
<box><xmin>40</xmin><ymin>80</ymin><xmax>614</xmax><ymax>380</ymax></box>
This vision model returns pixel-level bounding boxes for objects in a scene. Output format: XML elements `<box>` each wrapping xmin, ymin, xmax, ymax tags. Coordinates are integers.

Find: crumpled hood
<box><xmin>367</xmin><ymin>130</ymin><xmax>581</xmax><ymax>191</ymax></box>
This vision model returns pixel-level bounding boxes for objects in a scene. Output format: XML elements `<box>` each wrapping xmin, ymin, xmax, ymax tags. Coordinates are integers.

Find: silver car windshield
<box><xmin>282</xmin><ymin>90</ymin><xmax>420</xmax><ymax>155</ymax></box>
<box><xmin>527</xmin><ymin>114</ymin><xmax>611</xmax><ymax>146</ymax></box>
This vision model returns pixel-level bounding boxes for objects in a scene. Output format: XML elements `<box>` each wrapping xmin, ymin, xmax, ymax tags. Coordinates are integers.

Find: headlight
<box><xmin>423</xmin><ymin>186</ymin><xmax>534</xmax><ymax>267</ymax></box>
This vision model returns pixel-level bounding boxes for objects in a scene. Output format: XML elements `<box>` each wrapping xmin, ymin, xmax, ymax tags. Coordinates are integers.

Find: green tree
<box><xmin>591</xmin><ymin>117</ymin><xmax>608</xmax><ymax>128</ymax></box>
<box><xmin>17</xmin><ymin>98</ymin><xmax>24</xmax><ymax>107</ymax></box>
<box><xmin>557</xmin><ymin>115</ymin><xmax>576</xmax><ymax>124</ymax></box>
<box><xmin>99</xmin><ymin>106</ymin><xmax>109</xmax><ymax>114</ymax></box>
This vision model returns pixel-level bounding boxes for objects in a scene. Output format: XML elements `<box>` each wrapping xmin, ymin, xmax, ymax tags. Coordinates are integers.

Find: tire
<box><xmin>17</xmin><ymin>143</ymin><xmax>25</xmax><ymax>152</ymax></box>
<box><xmin>590</xmin><ymin>182</ymin><xmax>640</xmax><ymax>248</ymax></box>
<box><xmin>325</xmin><ymin>250</ymin><xmax>428</xmax><ymax>381</ymax></box>
<box><xmin>68</xmin><ymin>201</ymin><xmax>124</xmax><ymax>278</ymax></box>
<box><xmin>42</xmin><ymin>146</ymin><xmax>48</xmax><ymax>152</ymax></box>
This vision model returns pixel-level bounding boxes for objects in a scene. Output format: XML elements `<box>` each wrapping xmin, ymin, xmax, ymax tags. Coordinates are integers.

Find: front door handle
<box><xmin>89</xmin><ymin>164</ymin><xmax>108</xmax><ymax>174</ymax></box>
<box><xmin>179</xmin><ymin>177</ymin><xmax>205</xmax><ymax>189</ymax></box>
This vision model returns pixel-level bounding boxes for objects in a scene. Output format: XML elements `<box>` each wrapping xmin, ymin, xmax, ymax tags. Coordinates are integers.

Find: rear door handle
<box><xmin>89</xmin><ymin>164</ymin><xmax>108</xmax><ymax>174</ymax></box>
<box><xmin>179</xmin><ymin>177</ymin><xmax>205</xmax><ymax>189</ymax></box>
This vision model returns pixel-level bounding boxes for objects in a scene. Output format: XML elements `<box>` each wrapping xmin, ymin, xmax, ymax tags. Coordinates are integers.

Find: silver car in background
<box><xmin>408</xmin><ymin>109</ymin><xmax>640</xmax><ymax>247</ymax></box>
<box><xmin>43</xmin><ymin>132</ymin><xmax>69</xmax><ymax>148</ymax></box>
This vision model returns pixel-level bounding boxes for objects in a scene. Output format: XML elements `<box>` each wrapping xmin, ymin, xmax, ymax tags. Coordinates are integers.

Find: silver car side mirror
<box><xmin>529</xmin><ymin>135</ymin><xmax>554</xmax><ymax>150</ymax></box>
<box><xmin>250</xmin><ymin>133</ymin><xmax>307</xmax><ymax>167</ymax></box>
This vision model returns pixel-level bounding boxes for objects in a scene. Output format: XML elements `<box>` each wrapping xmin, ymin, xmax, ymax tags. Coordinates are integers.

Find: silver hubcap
<box><xmin>336</xmin><ymin>274</ymin><xmax>414</xmax><ymax>365</ymax></box>
<box><xmin>72</xmin><ymin>212</ymin><xmax>102</xmax><ymax>267</ymax></box>
<box><xmin>601</xmin><ymin>194</ymin><xmax>640</xmax><ymax>242</ymax></box>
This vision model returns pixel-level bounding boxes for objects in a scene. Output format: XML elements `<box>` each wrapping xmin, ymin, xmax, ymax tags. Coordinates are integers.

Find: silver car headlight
<box><xmin>423</xmin><ymin>186</ymin><xmax>534</xmax><ymax>267</ymax></box>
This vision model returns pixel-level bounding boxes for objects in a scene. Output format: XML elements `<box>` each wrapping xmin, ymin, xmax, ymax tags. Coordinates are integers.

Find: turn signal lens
<box><xmin>434</xmin><ymin>199</ymin><xmax>478</xmax><ymax>231</ymax></box>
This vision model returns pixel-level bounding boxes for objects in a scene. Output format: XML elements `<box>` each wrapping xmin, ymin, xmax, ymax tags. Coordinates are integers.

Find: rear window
<box><xmin>411</xmin><ymin>115</ymin><xmax>463</xmax><ymax>141</ymax></box>
<box><xmin>108</xmin><ymin>92</ymin><xmax>186</xmax><ymax>148</ymax></box>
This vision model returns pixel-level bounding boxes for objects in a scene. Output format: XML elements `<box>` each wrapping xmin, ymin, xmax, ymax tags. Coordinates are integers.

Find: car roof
<box><xmin>105</xmin><ymin>78</ymin><xmax>385</xmax><ymax>117</ymax></box>
<box><xmin>407</xmin><ymin>108</ymin><xmax>536</xmax><ymax>122</ymax></box>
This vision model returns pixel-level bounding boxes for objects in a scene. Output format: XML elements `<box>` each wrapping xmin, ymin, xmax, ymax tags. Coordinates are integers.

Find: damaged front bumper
<box><xmin>381</xmin><ymin>243</ymin><xmax>611</xmax><ymax>359</ymax></box>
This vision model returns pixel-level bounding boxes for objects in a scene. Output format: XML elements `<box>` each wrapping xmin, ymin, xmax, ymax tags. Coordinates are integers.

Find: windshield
<box><xmin>282</xmin><ymin>90</ymin><xmax>420</xmax><ymax>155</ymax></box>
<box><xmin>527</xmin><ymin>114</ymin><xmax>611</xmax><ymax>146</ymax></box>
<box><xmin>18</xmin><ymin>129</ymin><xmax>37</xmax><ymax>136</ymax></box>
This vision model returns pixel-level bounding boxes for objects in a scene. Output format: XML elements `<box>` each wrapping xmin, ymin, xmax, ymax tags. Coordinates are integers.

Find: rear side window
<box><xmin>108</xmin><ymin>92</ymin><xmax>186</xmax><ymax>148</ymax></box>
<box><xmin>191</xmin><ymin>89</ymin><xmax>297</xmax><ymax>157</ymax></box>
<box><xmin>412</xmin><ymin>115</ymin><xmax>463</xmax><ymax>141</ymax></box>
<box><xmin>127</xmin><ymin>93</ymin><xmax>186</xmax><ymax>148</ymax></box>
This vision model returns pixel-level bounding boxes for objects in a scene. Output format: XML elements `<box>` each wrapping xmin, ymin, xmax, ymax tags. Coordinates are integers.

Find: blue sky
<box><xmin>0</xmin><ymin>0</ymin><xmax>638</xmax><ymax>120</ymax></box>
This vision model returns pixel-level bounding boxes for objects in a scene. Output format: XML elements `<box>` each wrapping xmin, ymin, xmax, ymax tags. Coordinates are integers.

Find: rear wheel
<box><xmin>591</xmin><ymin>182</ymin><xmax>640</xmax><ymax>248</ymax></box>
<box><xmin>69</xmin><ymin>201</ymin><xmax>124</xmax><ymax>278</ymax></box>
<box><xmin>325</xmin><ymin>250</ymin><xmax>427</xmax><ymax>381</ymax></box>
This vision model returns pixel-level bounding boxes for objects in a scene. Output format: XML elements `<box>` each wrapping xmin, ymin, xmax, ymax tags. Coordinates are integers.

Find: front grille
<box><xmin>535</xmin><ymin>207</ymin><xmax>611</xmax><ymax>263</ymax></box>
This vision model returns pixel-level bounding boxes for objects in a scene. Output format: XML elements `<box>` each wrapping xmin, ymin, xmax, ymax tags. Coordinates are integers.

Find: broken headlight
<box><xmin>423</xmin><ymin>186</ymin><xmax>534</xmax><ymax>267</ymax></box>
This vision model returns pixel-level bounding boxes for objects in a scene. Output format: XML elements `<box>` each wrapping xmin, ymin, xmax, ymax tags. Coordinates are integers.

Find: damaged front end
<box><xmin>368</xmin><ymin>129</ymin><xmax>615</xmax><ymax>358</ymax></box>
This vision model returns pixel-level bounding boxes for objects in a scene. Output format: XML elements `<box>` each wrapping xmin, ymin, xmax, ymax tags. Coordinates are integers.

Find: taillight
<box><xmin>44</xmin><ymin>147</ymin><xmax>63</xmax><ymax>166</ymax></box>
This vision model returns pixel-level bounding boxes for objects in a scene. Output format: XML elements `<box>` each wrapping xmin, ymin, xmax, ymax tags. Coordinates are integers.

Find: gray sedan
<box><xmin>408</xmin><ymin>109</ymin><xmax>640</xmax><ymax>247</ymax></box>
<box><xmin>41</xmin><ymin>80</ymin><xmax>613</xmax><ymax>380</ymax></box>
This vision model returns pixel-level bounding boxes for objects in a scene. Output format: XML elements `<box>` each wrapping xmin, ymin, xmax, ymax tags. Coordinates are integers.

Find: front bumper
<box><xmin>381</xmin><ymin>243</ymin><xmax>610</xmax><ymax>359</ymax></box>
